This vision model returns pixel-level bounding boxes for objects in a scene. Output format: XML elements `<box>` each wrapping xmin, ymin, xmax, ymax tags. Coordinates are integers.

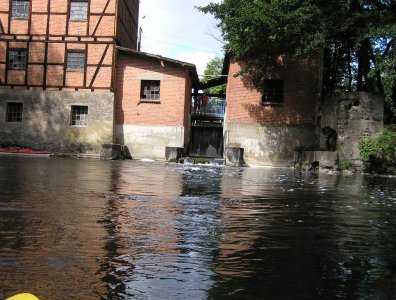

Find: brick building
<box><xmin>115</xmin><ymin>47</ymin><xmax>198</xmax><ymax>159</ymax></box>
<box><xmin>224</xmin><ymin>56</ymin><xmax>323</xmax><ymax>166</ymax></box>
<box><xmin>0</xmin><ymin>0</ymin><xmax>139</xmax><ymax>153</ymax></box>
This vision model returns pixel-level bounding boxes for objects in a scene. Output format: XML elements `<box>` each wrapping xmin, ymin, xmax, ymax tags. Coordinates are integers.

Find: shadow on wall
<box><xmin>114</xmin><ymin>60</ymin><xmax>126</xmax><ymax>145</ymax></box>
<box><xmin>236</xmin><ymin>57</ymin><xmax>319</xmax><ymax>127</ymax></box>
<box><xmin>242</xmin><ymin>102</ymin><xmax>304</xmax><ymax>126</ymax></box>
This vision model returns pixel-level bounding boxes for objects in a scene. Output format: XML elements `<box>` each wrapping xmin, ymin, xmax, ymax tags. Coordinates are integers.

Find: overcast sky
<box><xmin>139</xmin><ymin>0</ymin><xmax>224</xmax><ymax>76</ymax></box>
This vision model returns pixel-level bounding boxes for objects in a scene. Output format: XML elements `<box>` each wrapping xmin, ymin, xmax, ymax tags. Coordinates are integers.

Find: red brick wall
<box><xmin>116</xmin><ymin>52</ymin><xmax>190</xmax><ymax>126</ymax></box>
<box><xmin>226</xmin><ymin>57</ymin><xmax>321</xmax><ymax>126</ymax></box>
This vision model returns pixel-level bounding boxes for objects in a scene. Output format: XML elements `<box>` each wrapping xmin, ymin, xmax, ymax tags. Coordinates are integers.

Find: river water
<box><xmin>0</xmin><ymin>157</ymin><xmax>395</xmax><ymax>299</ymax></box>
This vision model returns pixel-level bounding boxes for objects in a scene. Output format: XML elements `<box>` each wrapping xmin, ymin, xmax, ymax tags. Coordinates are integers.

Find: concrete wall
<box><xmin>225</xmin><ymin>123</ymin><xmax>317</xmax><ymax>166</ymax></box>
<box><xmin>225</xmin><ymin>56</ymin><xmax>322</xmax><ymax>166</ymax></box>
<box><xmin>116</xmin><ymin>124</ymin><xmax>185</xmax><ymax>159</ymax></box>
<box><xmin>0</xmin><ymin>89</ymin><xmax>114</xmax><ymax>153</ymax></box>
<box><xmin>321</xmin><ymin>92</ymin><xmax>384</xmax><ymax>161</ymax></box>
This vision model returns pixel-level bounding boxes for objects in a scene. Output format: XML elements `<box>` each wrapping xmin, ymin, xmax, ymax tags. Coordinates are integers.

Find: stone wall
<box><xmin>321</xmin><ymin>92</ymin><xmax>384</xmax><ymax>161</ymax></box>
<box><xmin>0</xmin><ymin>89</ymin><xmax>114</xmax><ymax>153</ymax></box>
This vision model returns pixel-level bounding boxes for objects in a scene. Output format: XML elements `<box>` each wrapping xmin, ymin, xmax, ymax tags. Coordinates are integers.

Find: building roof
<box><xmin>116</xmin><ymin>46</ymin><xmax>199</xmax><ymax>86</ymax></box>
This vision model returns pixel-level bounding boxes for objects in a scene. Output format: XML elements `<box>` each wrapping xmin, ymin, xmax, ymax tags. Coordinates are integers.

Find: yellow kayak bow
<box><xmin>5</xmin><ymin>294</ymin><xmax>39</xmax><ymax>300</ymax></box>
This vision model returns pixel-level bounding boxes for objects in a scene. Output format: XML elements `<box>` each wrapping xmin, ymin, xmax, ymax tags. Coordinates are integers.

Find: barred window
<box><xmin>8</xmin><ymin>49</ymin><xmax>27</xmax><ymax>70</ymax></box>
<box><xmin>6</xmin><ymin>103</ymin><xmax>23</xmax><ymax>123</ymax></box>
<box><xmin>67</xmin><ymin>51</ymin><xmax>85</xmax><ymax>71</ymax></box>
<box><xmin>262</xmin><ymin>79</ymin><xmax>284</xmax><ymax>104</ymax></box>
<box><xmin>70</xmin><ymin>1</ymin><xmax>88</xmax><ymax>21</ymax></box>
<box><xmin>141</xmin><ymin>80</ymin><xmax>160</xmax><ymax>101</ymax></box>
<box><xmin>12</xmin><ymin>0</ymin><xmax>30</xmax><ymax>19</ymax></box>
<box><xmin>71</xmin><ymin>106</ymin><xmax>88</xmax><ymax>126</ymax></box>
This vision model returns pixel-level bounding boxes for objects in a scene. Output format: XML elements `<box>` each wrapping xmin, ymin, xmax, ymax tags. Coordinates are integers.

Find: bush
<box><xmin>359</xmin><ymin>128</ymin><xmax>396</xmax><ymax>174</ymax></box>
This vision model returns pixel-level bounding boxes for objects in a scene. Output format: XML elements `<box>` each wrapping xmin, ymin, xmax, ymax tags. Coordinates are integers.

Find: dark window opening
<box><xmin>6</xmin><ymin>102</ymin><xmax>23</xmax><ymax>123</ymax></box>
<box><xmin>67</xmin><ymin>51</ymin><xmax>85</xmax><ymax>71</ymax></box>
<box><xmin>141</xmin><ymin>80</ymin><xmax>160</xmax><ymax>101</ymax></box>
<box><xmin>70</xmin><ymin>1</ymin><xmax>88</xmax><ymax>21</ymax></box>
<box><xmin>11</xmin><ymin>0</ymin><xmax>30</xmax><ymax>19</ymax></box>
<box><xmin>8</xmin><ymin>49</ymin><xmax>27</xmax><ymax>70</ymax></box>
<box><xmin>262</xmin><ymin>79</ymin><xmax>284</xmax><ymax>104</ymax></box>
<box><xmin>71</xmin><ymin>105</ymin><xmax>88</xmax><ymax>126</ymax></box>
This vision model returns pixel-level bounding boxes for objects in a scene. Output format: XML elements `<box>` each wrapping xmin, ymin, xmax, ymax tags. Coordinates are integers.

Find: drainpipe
<box><xmin>111</xmin><ymin>0</ymin><xmax>119</xmax><ymax>144</ymax></box>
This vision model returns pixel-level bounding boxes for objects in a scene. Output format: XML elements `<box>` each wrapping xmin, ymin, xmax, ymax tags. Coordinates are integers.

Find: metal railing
<box><xmin>191</xmin><ymin>98</ymin><xmax>226</xmax><ymax>118</ymax></box>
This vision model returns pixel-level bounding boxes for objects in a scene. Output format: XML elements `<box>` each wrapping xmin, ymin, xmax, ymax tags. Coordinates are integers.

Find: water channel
<box><xmin>0</xmin><ymin>157</ymin><xmax>395</xmax><ymax>299</ymax></box>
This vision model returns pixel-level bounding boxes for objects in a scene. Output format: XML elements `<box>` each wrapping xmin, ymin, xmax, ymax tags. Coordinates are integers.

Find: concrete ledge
<box><xmin>100</xmin><ymin>144</ymin><xmax>131</xmax><ymax>160</ymax></box>
<box><xmin>165</xmin><ymin>147</ymin><xmax>183</xmax><ymax>162</ymax></box>
<box><xmin>295</xmin><ymin>150</ymin><xmax>339</xmax><ymax>170</ymax></box>
<box><xmin>226</xmin><ymin>147</ymin><xmax>244</xmax><ymax>167</ymax></box>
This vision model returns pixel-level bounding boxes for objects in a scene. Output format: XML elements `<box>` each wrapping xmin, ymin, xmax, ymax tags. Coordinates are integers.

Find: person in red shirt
<box><xmin>201</xmin><ymin>94</ymin><xmax>209</xmax><ymax>113</ymax></box>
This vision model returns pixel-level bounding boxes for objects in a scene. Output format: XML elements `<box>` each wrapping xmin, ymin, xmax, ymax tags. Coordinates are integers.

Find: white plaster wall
<box><xmin>116</xmin><ymin>124</ymin><xmax>185</xmax><ymax>159</ymax></box>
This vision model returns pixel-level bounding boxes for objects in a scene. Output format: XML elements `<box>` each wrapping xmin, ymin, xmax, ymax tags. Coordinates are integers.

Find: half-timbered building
<box><xmin>0</xmin><ymin>0</ymin><xmax>139</xmax><ymax>153</ymax></box>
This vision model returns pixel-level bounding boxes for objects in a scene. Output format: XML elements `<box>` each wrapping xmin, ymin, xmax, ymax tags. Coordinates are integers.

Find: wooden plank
<box><xmin>0</xmin><ymin>19</ymin><xmax>4</xmax><ymax>34</ymax></box>
<box><xmin>43</xmin><ymin>0</ymin><xmax>51</xmax><ymax>89</ymax></box>
<box><xmin>5</xmin><ymin>41</ymin><xmax>9</xmax><ymax>84</ymax></box>
<box><xmin>86</xmin><ymin>0</ymin><xmax>91</xmax><ymax>36</ymax></box>
<box><xmin>84</xmin><ymin>43</ymin><xmax>88</xmax><ymax>87</ymax></box>
<box><xmin>89</xmin><ymin>43</ymin><xmax>109</xmax><ymax>87</ymax></box>
<box><xmin>91</xmin><ymin>0</ymin><xmax>111</xmax><ymax>36</ymax></box>
<box><xmin>8</xmin><ymin>0</ymin><xmax>11</xmax><ymax>34</ymax></box>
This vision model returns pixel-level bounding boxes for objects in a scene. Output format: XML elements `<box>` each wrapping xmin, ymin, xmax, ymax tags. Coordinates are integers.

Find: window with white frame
<box><xmin>6</xmin><ymin>102</ymin><xmax>23</xmax><ymax>123</ymax></box>
<box><xmin>66</xmin><ymin>51</ymin><xmax>85</xmax><ymax>71</ymax></box>
<box><xmin>11</xmin><ymin>0</ymin><xmax>30</xmax><ymax>19</ymax></box>
<box><xmin>140</xmin><ymin>80</ymin><xmax>160</xmax><ymax>101</ymax></box>
<box><xmin>262</xmin><ymin>79</ymin><xmax>284</xmax><ymax>104</ymax></box>
<box><xmin>8</xmin><ymin>49</ymin><xmax>27</xmax><ymax>70</ymax></box>
<box><xmin>70</xmin><ymin>0</ymin><xmax>88</xmax><ymax>21</ymax></box>
<box><xmin>70</xmin><ymin>105</ymin><xmax>88</xmax><ymax>126</ymax></box>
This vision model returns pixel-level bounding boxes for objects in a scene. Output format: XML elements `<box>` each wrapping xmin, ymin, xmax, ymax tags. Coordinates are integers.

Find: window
<box><xmin>11</xmin><ymin>0</ymin><xmax>30</xmax><ymax>19</ymax></box>
<box><xmin>66</xmin><ymin>51</ymin><xmax>85</xmax><ymax>71</ymax></box>
<box><xmin>70</xmin><ymin>0</ymin><xmax>88</xmax><ymax>21</ymax></box>
<box><xmin>8</xmin><ymin>49</ymin><xmax>27</xmax><ymax>70</ymax></box>
<box><xmin>262</xmin><ymin>79</ymin><xmax>284</xmax><ymax>104</ymax></box>
<box><xmin>71</xmin><ymin>106</ymin><xmax>88</xmax><ymax>126</ymax></box>
<box><xmin>141</xmin><ymin>80</ymin><xmax>160</xmax><ymax>101</ymax></box>
<box><xmin>6</xmin><ymin>103</ymin><xmax>23</xmax><ymax>123</ymax></box>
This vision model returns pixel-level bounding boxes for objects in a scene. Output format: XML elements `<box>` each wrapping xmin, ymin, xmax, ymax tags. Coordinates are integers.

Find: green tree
<box><xmin>201</xmin><ymin>56</ymin><xmax>227</xmax><ymax>94</ymax></box>
<box><xmin>199</xmin><ymin>0</ymin><xmax>396</xmax><ymax>117</ymax></box>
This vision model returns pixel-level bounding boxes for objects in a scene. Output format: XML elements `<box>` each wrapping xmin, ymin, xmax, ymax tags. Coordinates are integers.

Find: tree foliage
<box><xmin>201</xmin><ymin>56</ymin><xmax>226</xmax><ymax>94</ymax></box>
<box><xmin>199</xmin><ymin>0</ymin><xmax>396</xmax><ymax>117</ymax></box>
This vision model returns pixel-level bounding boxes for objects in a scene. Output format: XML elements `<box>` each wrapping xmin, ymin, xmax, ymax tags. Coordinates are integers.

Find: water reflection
<box><xmin>102</xmin><ymin>164</ymin><xmax>224</xmax><ymax>299</ymax></box>
<box><xmin>0</xmin><ymin>157</ymin><xmax>112</xmax><ymax>299</ymax></box>
<box><xmin>0</xmin><ymin>157</ymin><xmax>395</xmax><ymax>299</ymax></box>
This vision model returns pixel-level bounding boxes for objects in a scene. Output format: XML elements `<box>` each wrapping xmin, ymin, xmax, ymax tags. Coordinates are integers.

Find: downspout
<box><xmin>112</xmin><ymin>0</ymin><xmax>119</xmax><ymax>144</ymax></box>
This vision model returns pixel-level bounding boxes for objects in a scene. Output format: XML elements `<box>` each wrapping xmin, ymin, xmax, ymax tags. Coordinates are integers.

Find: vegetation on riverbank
<box><xmin>359</xmin><ymin>127</ymin><xmax>396</xmax><ymax>174</ymax></box>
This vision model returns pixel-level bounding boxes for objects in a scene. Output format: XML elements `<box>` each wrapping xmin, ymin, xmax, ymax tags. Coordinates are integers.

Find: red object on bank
<box><xmin>0</xmin><ymin>148</ymin><xmax>51</xmax><ymax>157</ymax></box>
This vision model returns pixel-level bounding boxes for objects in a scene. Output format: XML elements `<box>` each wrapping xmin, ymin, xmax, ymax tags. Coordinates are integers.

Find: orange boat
<box><xmin>0</xmin><ymin>148</ymin><xmax>51</xmax><ymax>158</ymax></box>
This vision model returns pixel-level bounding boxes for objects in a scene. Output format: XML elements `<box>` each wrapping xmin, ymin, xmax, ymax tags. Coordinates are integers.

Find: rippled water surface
<box><xmin>0</xmin><ymin>157</ymin><xmax>395</xmax><ymax>299</ymax></box>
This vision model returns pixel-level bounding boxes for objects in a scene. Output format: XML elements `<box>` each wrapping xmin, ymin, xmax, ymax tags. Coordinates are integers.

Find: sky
<box><xmin>139</xmin><ymin>0</ymin><xmax>224</xmax><ymax>76</ymax></box>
